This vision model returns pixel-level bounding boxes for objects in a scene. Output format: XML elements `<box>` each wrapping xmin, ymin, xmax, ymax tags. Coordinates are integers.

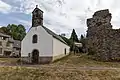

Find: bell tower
<box><xmin>32</xmin><ymin>5</ymin><xmax>43</xmax><ymax>27</ymax></box>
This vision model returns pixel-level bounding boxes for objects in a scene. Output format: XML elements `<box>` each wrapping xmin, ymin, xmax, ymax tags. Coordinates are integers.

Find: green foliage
<box><xmin>60</xmin><ymin>35</ymin><xmax>70</xmax><ymax>45</ymax></box>
<box><xmin>80</xmin><ymin>35</ymin><xmax>87</xmax><ymax>53</ymax></box>
<box><xmin>69</xmin><ymin>29</ymin><xmax>79</xmax><ymax>42</ymax></box>
<box><xmin>88</xmin><ymin>48</ymin><xmax>96</xmax><ymax>55</ymax></box>
<box><xmin>0</xmin><ymin>26</ymin><xmax>9</xmax><ymax>34</ymax></box>
<box><xmin>80</xmin><ymin>34</ymin><xmax>84</xmax><ymax>40</ymax></box>
<box><xmin>60</xmin><ymin>35</ymin><xmax>73</xmax><ymax>46</ymax></box>
<box><xmin>80</xmin><ymin>34</ymin><xmax>87</xmax><ymax>51</ymax></box>
<box><xmin>80</xmin><ymin>35</ymin><xmax>86</xmax><ymax>46</ymax></box>
<box><xmin>17</xmin><ymin>24</ymin><xmax>26</xmax><ymax>40</ymax></box>
<box><xmin>69</xmin><ymin>29</ymin><xmax>79</xmax><ymax>51</ymax></box>
<box><xmin>0</xmin><ymin>24</ymin><xmax>26</xmax><ymax>41</ymax></box>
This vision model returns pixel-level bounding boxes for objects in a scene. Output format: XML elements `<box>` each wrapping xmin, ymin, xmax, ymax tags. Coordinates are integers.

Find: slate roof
<box><xmin>0</xmin><ymin>33</ymin><xmax>10</xmax><ymax>38</ymax></box>
<box><xmin>13</xmin><ymin>40</ymin><xmax>21</xmax><ymax>48</ymax></box>
<box><xmin>8</xmin><ymin>38</ymin><xmax>14</xmax><ymax>43</ymax></box>
<box><xmin>42</xmin><ymin>26</ymin><xmax>67</xmax><ymax>45</ymax></box>
<box><xmin>0</xmin><ymin>33</ymin><xmax>14</xmax><ymax>43</ymax></box>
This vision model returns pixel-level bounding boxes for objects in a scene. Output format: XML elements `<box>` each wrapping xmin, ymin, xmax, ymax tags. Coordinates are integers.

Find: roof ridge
<box><xmin>42</xmin><ymin>26</ymin><xmax>68</xmax><ymax>45</ymax></box>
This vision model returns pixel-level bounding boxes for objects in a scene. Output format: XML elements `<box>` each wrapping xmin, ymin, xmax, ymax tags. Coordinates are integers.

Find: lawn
<box><xmin>53</xmin><ymin>54</ymin><xmax>120</xmax><ymax>68</ymax></box>
<box><xmin>0</xmin><ymin>58</ymin><xmax>20</xmax><ymax>65</ymax></box>
<box><xmin>0</xmin><ymin>54</ymin><xmax>120</xmax><ymax>80</ymax></box>
<box><xmin>0</xmin><ymin>67</ymin><xmax>119</xmax><ymax>80</ymax></box>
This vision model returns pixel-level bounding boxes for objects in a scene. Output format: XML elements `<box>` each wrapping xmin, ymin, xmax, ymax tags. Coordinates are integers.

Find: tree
<box><xmin>17</xmin><ymin>24</ymin><xmax>26</xmax><ymax>40</ymax></box>
<box><xmin>0</xmin><ymin>26</ymin><xmax>9</xmax><ymax>34</ymax></box>
<box><xmin>69</xmin><ymin>29</ymin><xmax>79</xmax><ymax>42</ymax></box>
<box><xmin>80</xmin><ymin>34</ymin><xmax>84</xmax><ymax>40</ymax></box>
<box><xmin>69</xmin><ymin>29</ymin><xmax>79</xmax><ymax>52</ymax></box>
<box><xmin>7</xmin><ymin>24</ymin><xmax>26</xmax><ymax>41</ymax></box>
<box><xmin>80</xmin><ymin>34</ymin><xmax>85</xmax><ymax>43</ymax></box>
<box><xmin>0</xmin><ymin>24</ymin><xmax>26</xmax><ymax>41</ymax></box>
<box><xmin>80</xmin><ymin>34</ymin><xmax>87</xmax><ymax>53</ymax></box>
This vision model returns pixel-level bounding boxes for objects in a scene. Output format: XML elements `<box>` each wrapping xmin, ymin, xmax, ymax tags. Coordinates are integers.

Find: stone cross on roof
<box><xmin>36</xmin><ymin>5</ymin><xmax>38</xmax><ymax>8</ymax></box>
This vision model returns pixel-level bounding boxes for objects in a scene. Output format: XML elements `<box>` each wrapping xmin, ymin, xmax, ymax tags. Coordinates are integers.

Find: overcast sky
<box><xmin>0</xmin><ymin>0</ymin><xmax>120</xmax><ymax>38</ymax></box>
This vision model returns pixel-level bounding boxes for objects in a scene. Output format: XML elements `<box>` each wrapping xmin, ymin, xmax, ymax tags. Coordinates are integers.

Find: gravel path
<box><xmin>0</xmin><ymin>64</ymin><xmax>118</xmax><ymax>71</ymax></box>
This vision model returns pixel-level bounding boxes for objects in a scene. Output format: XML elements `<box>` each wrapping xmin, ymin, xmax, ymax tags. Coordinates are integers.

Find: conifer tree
<box><xmin>69</xmin><ymin>29</ymin><xmax>79</xmax><ymax>51</ymax></box>
<box><xmin>69</xmin><ymin>29</ymin><xmax>79</xmax><ymax>42</ymax></box>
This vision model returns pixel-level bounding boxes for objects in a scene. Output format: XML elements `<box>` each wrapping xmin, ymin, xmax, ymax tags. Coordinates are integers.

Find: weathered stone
<box><xmin>87</xmin><ymin>9</ymin><xmax>120</xmax><ymax>61</ymax></box>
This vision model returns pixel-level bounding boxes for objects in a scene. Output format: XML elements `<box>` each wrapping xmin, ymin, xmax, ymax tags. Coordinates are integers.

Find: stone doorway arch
<box><xmin>32</xmin><ymin>49</ymin><xmax>39</xmax><ymax>64</ymax></box>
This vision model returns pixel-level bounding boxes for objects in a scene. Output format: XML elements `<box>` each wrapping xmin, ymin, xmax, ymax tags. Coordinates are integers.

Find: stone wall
<box><xmin>87</xmin><ymin>9</ymin><xmax>120</xmax><ymax>61</ymax></box>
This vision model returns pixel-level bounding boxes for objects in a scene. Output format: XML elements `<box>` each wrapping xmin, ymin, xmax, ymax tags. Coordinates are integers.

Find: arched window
<box><xmin>32</xmin><ymin>34</ymin><xmax>38</xmax><ymax>43</ymax></box>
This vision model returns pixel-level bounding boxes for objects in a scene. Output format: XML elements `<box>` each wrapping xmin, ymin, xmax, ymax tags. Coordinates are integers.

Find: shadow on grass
<box><xmin>52</xmin><ymin>53</ymin><xmax>72</xmax><ymax>63</ymax></box>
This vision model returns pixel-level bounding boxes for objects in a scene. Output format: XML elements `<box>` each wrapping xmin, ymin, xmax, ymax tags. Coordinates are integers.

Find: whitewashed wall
<box><xmin>53</xmin><ymin>38</ymin><xmax>70</xmax><ymax>58</ymax></box>
<box><xmin>21</xmin><ymin>26</ymin><xmax>53</xmax><ymax>57</ymax></box>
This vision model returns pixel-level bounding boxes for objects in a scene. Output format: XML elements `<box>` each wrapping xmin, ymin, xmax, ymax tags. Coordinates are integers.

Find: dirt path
<box><xmin>0</xmin><ymin>64</ymin><xmax>119</xmax><ymax>71</ymax></box>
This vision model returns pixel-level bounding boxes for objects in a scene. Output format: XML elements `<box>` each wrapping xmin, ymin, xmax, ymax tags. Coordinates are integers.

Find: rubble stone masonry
<box><xmin>87</xmin><ymin>9</ymin><xmax>120</xmax><ymax>61</ymax></box>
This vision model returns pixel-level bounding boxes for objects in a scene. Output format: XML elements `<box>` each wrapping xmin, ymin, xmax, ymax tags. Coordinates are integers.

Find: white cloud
<box><xmin>18</xmin><ymin>19</ymin><xmax>31</xmax><ymax>26</ymax></box>
<box><xmin>2</xmin><ymin>0</ymin><xmax>120</xmax><ymax>37</ymax></box>
<box><xmin>0</xmin><ymin>0</ymin><xmax>12</xmax><ymax>13</ymax></box>
<box><xmin>9</xmin><ymin>17</ymin><xmax>32</xmax><ymax>31</ymax></box>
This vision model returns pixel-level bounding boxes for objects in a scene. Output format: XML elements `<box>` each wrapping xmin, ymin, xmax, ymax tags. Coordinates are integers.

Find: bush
<box><xmin>87</xmin><ymin>48</ymin><xmax>96</xmax><ymax>55</ymax></box>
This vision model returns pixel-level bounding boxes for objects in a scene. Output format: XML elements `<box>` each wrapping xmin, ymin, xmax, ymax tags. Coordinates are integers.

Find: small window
<box><xmin>6</xmin><ymin>42</ymin><xmax>10</xmax><ymax>47</ymax></box>
<box><xmin>0</xmin><ymin>48</ymin><xmax>2</xmax><ymax>54</ymax></box>
<box><xmin>32</xmin><ymin>34</ymin><xmax>38</xmax><ymax>43</ymax></box>
<box><xmin>2</xmin><ymin>37</ymin><xmax>6</xmax><ymax>40</ymax></box>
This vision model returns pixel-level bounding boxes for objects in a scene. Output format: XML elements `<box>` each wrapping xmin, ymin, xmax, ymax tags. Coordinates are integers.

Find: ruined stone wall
<box><xmin>87</xmin><ymin>9</ymin><xmax>120</xmax><ymax>61</ymax></box>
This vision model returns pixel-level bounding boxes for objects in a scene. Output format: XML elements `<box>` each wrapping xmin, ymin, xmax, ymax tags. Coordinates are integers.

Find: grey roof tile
<box><xmin>0</xmin><ymin>33</ymin><xmax>10</xmax><ymax>38</ymax></box>
<box><xmin>13</xmin><ymin>40</ymin><xmax>21</xmax><ymax>48</ymax></box>
<box><xmin>42</xmin><ymin>26</ymin><xmax>67</xmax><ymax>45</ymax></box>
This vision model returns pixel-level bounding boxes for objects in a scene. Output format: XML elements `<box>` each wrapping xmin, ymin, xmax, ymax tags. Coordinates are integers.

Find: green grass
<box><xmin>0</xmin><ymin>54</ymin><xmax>120</xmax><ymax>80</ymax></box>
<box><xmin>0</xmin><ymin>58</ymin><xmax>20</xmax><ymax>64</ymax></box>
<box><xmin>54</xmin><ymin>54</ymin><xmax>120</xmax><ymax>68</ymax></box>
<box><xmin>0</xmin><ymin>67</ymin><xmax>119</xmax><ymax>80</ymax></box>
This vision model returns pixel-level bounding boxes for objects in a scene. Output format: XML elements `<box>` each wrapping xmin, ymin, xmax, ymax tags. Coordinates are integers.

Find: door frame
<box><xmin>32</xmin><ymin>49</ymin><xmax>39</xmax><ymax>64</ymax></box>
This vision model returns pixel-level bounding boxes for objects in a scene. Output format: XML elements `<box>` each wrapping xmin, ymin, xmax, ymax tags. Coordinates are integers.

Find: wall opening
<box><xmin>32</xmin><ymin>49</ymin><xmax>39</xmax><ymax>64</ymax></box>
<box><xmin>32</xmin><ymin>34</ymin><xmax>38</xmax><ymax>43</ymax></box>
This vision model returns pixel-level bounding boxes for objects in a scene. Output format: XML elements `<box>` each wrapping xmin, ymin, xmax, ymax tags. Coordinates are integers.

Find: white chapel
<box><xmin>21</xmin><ymin>5</ymin><xmax>70</xmax><ymax>64</ymax></box>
